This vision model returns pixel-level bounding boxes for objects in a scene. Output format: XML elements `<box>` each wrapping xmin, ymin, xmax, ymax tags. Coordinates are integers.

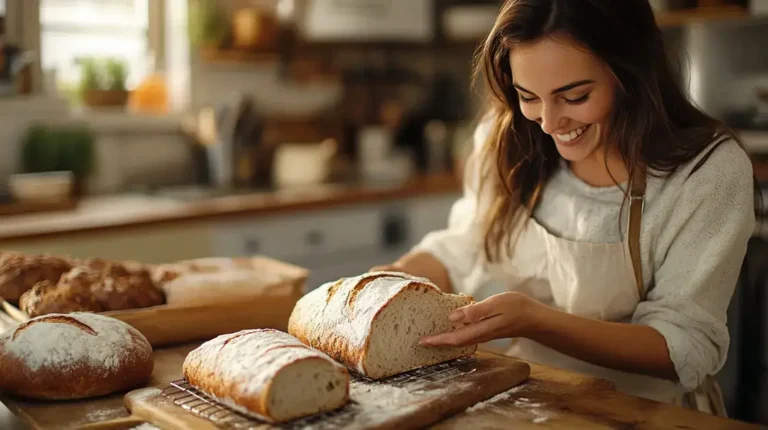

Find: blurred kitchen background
<box><xmin>0</xmin><ymin>0</ymin><xmax>765</xmax><ymax>424</ymax></box>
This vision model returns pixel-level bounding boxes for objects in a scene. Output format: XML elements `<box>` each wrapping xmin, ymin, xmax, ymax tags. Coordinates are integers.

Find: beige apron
<box><xmin>485</xmin><ymin>168</ymin><xmax>728</xmax><ymax>415</ymax></box>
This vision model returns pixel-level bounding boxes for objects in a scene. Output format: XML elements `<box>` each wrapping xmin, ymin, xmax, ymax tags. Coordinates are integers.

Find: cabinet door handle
<box><xmin>305</xmin><ymin>230</ymin><xmax>324</xmax><ymax>247</ymax></box>
<box><xmin>244</xmin><ymin>238</ymin><xmax>261</xmax><ymax>254</ymax></box>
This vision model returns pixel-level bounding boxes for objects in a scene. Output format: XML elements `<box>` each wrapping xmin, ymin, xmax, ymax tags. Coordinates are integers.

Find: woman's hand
<box><xmin>420</xmin><ymin>292</ymin><xmax>542</xmax><ymax>347</ymax></box>
<box><xmin>422</xmin><ymin>292</ymin><xmax>678</xmax><ymax>381</ymax></box>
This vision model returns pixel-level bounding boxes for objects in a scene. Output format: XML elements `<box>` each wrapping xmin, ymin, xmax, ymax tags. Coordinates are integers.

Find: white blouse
<box><xmin>413</xmin><ymin>120</ymin><xmax>756</xmax><ymax>391</ymax></box>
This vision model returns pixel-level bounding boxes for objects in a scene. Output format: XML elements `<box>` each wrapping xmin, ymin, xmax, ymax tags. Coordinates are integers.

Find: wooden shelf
<box><xmin>199</xmin><ymin>46</ymin><xmax>278</xmax><ymax>64</ymax></box>
<box><xmin>655</xmin><ymin>6</ymin><xmax>749</xmax><ymax>27</ymax></box>
<box><xmin>198</xmin><ymin>5</ymin><xmax>751</xmax><ymax>67</ymax></box>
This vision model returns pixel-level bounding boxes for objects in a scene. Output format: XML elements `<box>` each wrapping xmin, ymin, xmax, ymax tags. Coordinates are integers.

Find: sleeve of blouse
<box><xmin>410</xmin><ymin>119</ymin><xmax>494</xmax><ymax>295</ymax></box>
<box><xmin>632</xmin><ymin>140</ymin><xmax>756</xmax><ymax>391</ymax></box>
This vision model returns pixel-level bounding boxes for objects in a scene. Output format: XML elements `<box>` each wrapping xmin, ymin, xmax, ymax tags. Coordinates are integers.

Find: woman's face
<box><xmin>510</xmin><ymin>36</ymin><xmax>618</xmax><ymax>164</ymax></box>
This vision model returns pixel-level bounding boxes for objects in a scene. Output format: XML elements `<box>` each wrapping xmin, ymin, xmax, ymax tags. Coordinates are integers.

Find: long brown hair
<box><xmin>475</xmin><ymin>0</ymin><xmax>757</xmax><ymax>262</ymax></box>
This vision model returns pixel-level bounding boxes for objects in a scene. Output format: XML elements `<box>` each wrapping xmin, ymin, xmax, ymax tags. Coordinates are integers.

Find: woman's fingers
<box><xmin>420</xmin><ymin>314</ymin><xmax>505</xmax><ymax>348</ymax></box>
<box><xmin>449</xmin><ymin>295</ymin><xmax>505</xmax><ymax>324</ymax></box>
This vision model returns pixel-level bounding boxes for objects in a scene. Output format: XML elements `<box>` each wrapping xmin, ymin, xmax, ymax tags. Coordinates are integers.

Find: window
<box><xmin>39</xmin><ymin>0</ymin><xmax>154</xmax><ymax>88</ymax></box>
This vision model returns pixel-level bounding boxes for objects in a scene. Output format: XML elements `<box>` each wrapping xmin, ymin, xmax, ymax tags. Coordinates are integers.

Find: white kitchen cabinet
<box><xmin>211</xmin><ymin>194</ymin><xmax>461</xmax><ymax>292</ymax></box>
<box><xmin>404</xmin><ymin>193</ymin><xmax>461</xmax><ymax>247</ymax></box>
<box><xmin>211</xmin><ymin>204</ymin><xmax>383</xmax><ymax>261</ymax></box>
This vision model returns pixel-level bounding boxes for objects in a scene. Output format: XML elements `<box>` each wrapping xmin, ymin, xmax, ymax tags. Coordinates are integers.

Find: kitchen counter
<box><xmin>0</xmin><ymin>299</ymin><xmax>761</xmax><ymax>429</ymax></box>
<box><xmin>0</xmin><ymin>329</ymin><xmax>759</xmax><ymax>429</ymax></box>
<box><xmin>0</xmin><ymin>173</ymin><xmax>461</xmax><ymax>243</ymax></box>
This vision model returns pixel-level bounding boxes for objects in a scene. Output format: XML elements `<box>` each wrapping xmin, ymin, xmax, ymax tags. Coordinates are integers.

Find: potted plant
<box><xmin>188</xmin><ymin>0</ymin><xmax>228</xmax><ymax>50</ymax></box>
<box><xmin>20</xmin><ymin>123</ymin><xmax>95</xmax><ymax>197</ymax></box>
<box><xmin>79</xmin><ymin>57</ymin><xmax>130</xmax><ymax>108</ymax></box>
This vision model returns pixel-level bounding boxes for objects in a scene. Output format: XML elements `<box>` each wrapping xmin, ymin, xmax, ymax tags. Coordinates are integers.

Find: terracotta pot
<box><xmin>232</xmin><ymin>8</ymin><xmax>278</xmax><ymax>49</ymax></box>
<box><xmin>83</xmin><ymin>89</ymin><xmax>130</xmax><ymax>108</ymax></box>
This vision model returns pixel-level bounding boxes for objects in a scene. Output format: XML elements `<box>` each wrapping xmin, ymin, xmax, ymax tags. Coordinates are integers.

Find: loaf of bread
<box><xmin>80</xmin><ymin>259</ymin><xmax>165</xmax><ymax>311</ymax></box>
<box><xmin>183</xmin><ymin>328</ymin><xmax>350</xmax><ymax>424</ymax></box>
<box><xmin>152</xmin><ymin>257</ymin><xmax>284</xmax><ymax>306</ymax></box>
<box><xmin>152</xmin><ymin>257</ymin><xmax>256</xmax><ymax>284</ymax></box>
<box><xmin>288</xmin><ymin>272</ymin><xmax>477</xmax><ymax>380</ymax></box>
<box><xmin>0</xmin><ymin>252</ymin><xmax>74</xmax><ymax>303</ymax></box>
<box><xmin>18</xmin><ymin>276</ymin><xmax>103</xmax><ymax>317</ymax></box>
<box><xmin>19</xmin><ymin>261</ymin><xmax>165</xmax><ymax>317</ymax></box>
<box><xmin>0</xmin><ymin>313</ymin><xmax>154</xmax><ymax>400</ymax></box>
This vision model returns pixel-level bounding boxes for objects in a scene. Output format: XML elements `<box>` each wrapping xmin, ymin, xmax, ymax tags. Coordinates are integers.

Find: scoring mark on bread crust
<box><xmin>12</xmin><ymin>315</ymin><xmax>97</xmax><ymax>341</ymax></box>
<box><xmin>221</xmin><ymin>329</ymin><xmax>261</xmax><ymax>350</ymax></box>
<box><xmin>346</xmin><ymin>276</ymin><xmax>381</xmax><ymax>309</ymax></box>
<box><xmin>220</xmin><ymin>330</ymin><xmax>307</xmax><ymax>357</ymax></box>
<box><xmin>345</xmin><ymin>273</ymin><xmax>409</xmax><ymax>309</ymax></box>
<box><xmin>326</xmin><ymin>279</ymin><xmax>345</xmax><ymax>303</ymax></box>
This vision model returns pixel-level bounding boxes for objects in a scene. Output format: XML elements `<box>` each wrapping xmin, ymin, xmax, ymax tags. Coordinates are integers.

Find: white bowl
<box><xmin>9</xmin><ymin>171</ymin><xmax>74</xmax><ymax>203</ymax></box>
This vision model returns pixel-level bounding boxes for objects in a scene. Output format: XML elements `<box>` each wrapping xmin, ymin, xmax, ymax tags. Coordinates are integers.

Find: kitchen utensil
<box><xmin>425</xmin><ymin>120</ymin><xmax>449</xmax><ymax>173</ymax></box>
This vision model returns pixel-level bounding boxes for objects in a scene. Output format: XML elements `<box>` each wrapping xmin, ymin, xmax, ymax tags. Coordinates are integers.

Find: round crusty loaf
<box><xmin>0</xmin><ymin>312</ymin><xmax>154</xmax><ymax>400</ymax></box>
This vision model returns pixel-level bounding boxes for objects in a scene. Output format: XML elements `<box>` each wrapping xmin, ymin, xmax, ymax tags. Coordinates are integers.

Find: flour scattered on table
<box><xmin>466</xmin><ymin>385</ymin><xmax>525</xmax><ymax>412</ymax></box>
<box><xmin>296</xmin><ymin>378</ymin><xmax>469</xmax><ymax>429</ymax></box>
<box><xmin>83</xmin><ymin>407</ymin><xmax>128</xmax><ymax>423</ymax></box>
<box><xmin>130</xmin><ymin>424</ymin><xmax>161</xmax><ymax>430</ymax></box>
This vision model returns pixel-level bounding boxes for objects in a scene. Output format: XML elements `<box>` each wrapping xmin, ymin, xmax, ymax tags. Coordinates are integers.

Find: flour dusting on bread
<box><xmin>183</xmin><ymin>329</ymin><xmax>350</xmax><ymax>423</ymax></box>
<box><xmin>6</xmin><ymin>313</ymin><xmax>150</xmax><ymax>372</ymax></box>
<box><xmin>288</xmin><ymin>271</ymin><xmax>477</xmax><ymax>379</ymax></box>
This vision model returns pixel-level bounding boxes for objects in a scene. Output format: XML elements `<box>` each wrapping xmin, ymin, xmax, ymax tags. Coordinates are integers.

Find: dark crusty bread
<box><xmin>19</xmin><ymin>260</ymin><xmax>165</xmax><ymax>317</ymax></box>
<box><xmin>0</xmin><ymin>312</ymin><xmax>154</xmax><ymax>400</ymax></box>
<box><xmin>288</xmin><ymin>271</ymin><xmax>477</xmax><ymax>380</ymax></box>
<box><xmin>183</xmin><ymin>328</ymin><xmax>350</xmax><ymax>424</ymax></box>
<box><xmin>83</xmin><ymin>260</ymin><xmax>165</xmax><ymax>311</ymax></box>
<box><xmin>0</xmin><ymin>252</ymin><xmax>74</xmax><ymax>303</ymax></box>
<box><xmin>19</xmin><ymin>276</ymin><xmax>103</xmax><ymax>318</ymax></box>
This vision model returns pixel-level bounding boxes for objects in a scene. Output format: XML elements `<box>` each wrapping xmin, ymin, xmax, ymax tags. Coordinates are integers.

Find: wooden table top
<box><xmin>0</xmin><ymin>311</ymin><xmax>761</xmax><ymax>430</ymax></box>
<box><xmin>0</xmin><ymin>174</ymin><xmax>461</xmax><ymax>243</ymax></box>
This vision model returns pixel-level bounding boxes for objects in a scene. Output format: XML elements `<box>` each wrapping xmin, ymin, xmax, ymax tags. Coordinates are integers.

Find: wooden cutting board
<box><xmin>124</xmin><ymin>352</ymin><xmax>531</xmax><ymax>430</ymax></box>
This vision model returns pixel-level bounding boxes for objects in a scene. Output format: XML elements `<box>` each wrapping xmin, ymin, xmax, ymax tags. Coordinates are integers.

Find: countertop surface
<box><xmin>0</xmin><ymin>329</ymin><xmax>760</xmax><ymax>429</ymax></box>
<box><xmin>0</xmin><ymin>173</ymin><xmax>462</xmax><ymax>243</ymax></box>
<box><xmin>0</xmin><ymin>301</ymin><xmax>762</xmax><ymax>429</ymax></box>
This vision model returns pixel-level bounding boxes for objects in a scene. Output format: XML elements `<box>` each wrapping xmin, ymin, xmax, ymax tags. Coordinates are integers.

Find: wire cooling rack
<box><xmin>160</xmin><ymin>356</ymin><xmax>478</xmax><ymax>429</ymax></box>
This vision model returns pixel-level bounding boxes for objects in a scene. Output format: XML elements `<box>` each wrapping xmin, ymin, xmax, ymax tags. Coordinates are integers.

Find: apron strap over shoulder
<box><xmin>628</xmin><ymin>167</ymin><xmax>647</xmax><ymax>300</ymax></box>
<box><xmin>627</xmin><ymin>167</ymin><xmax>728</xmax><ymax>417</ymax></box>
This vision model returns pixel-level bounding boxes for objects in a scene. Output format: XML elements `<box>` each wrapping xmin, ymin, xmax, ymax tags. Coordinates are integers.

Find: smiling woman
<box><xmin>510</xmin><ymin>37</ymin><xmax>619</xmax><ymax>185</ymax></box>
<box><xmin>371</xmin><ymin>0</ymin><xmax>759</xmax><ymax>418</ymax></box>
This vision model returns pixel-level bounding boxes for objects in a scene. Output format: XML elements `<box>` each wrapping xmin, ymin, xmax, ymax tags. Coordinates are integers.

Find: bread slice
<box><xmin>183</xmin><ymin>329</ymin><xmax>350</xmax><ymax>424</ymax></box>
<box><xmin>288</xmin><ymin>271</ymin><xmax>477</xmax><ymax>380</ymax></box>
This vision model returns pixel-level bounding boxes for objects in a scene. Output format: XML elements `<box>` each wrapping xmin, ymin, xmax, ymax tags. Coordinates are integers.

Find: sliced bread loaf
<box><xmin>183</xmin><ymin>328</ymin><xmax>350</xmax><ymax>424</ymax></box>
<box><xmin>288</xmin><ymin>272</ymin><xmax>477</xmax><ymax>380</ymax></box>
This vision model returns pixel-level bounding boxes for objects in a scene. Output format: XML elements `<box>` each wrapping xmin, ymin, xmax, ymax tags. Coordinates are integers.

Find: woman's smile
<box><xmin>553</xmin><ymin>124</ymin><xmax>592</xmax><ymax>147</ymax></box>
